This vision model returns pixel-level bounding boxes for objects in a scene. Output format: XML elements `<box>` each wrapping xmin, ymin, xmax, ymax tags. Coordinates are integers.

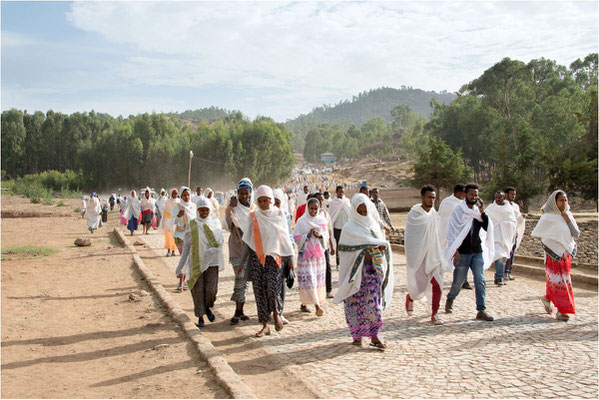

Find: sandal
<box><xmin>370</xmin><ymin>340</ymin><xmax>387</xmax><ymax>350</ymax></box>
<box><xmin>255</xmin><ymin>327</ymin><xmax>271</xmax><ymax>337</ymax></box>
<box><xmin>541</xmin><ymin>296</ymin><xmax>553</xmax><ymax>314</ymax></box>
<box><xmin>300</xmin><ymin>305</ymin><xmax>310</xmax><ymax>313</ymax></box>
<box><xmin>206</xmin><ymin>309</ymin><xmax>215</xmax><ymax>323</ymax></box>
<box><xmin>230</xmin><ymin>316</ymin><xmax>240</xmax><ymax>325</ymax></box>
<box><xmin>176</xmin><ymin>286</ymin><xmax>184</xmax><ymax>292</ymax></box>
<box><xmin>315</xmin><ymin>307</ymin><xmax>324</xmax><ymax>317</ymax></box>
<box><xmin>240</xmin><ymin>314</ymin><xmax>250</xmax><ymax>321</ymax></box>
<box><xmin>352</xmin><ymin>339</ymin><xmax>362</xmax><ymax>346</ymax></box>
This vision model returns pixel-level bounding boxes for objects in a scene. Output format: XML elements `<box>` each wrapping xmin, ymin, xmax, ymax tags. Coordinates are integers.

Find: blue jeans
<box><xmin>494</xmin><ymin>257</ymin><xmax>507</xmax><ymax>280</ymax></box>
<box><xmin>447</xmin><ymin>252</ymin><xmax>486</xmax><ymax>311</ymax></box>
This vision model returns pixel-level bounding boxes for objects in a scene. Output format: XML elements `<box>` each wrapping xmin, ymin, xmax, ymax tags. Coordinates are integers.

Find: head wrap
<box><xmin>205</xmin><ymin>188</ymin><xmax>214</xmax><ymax>198</ymax></box>
<box><xmin>238</xmin><ymin>177</ymin><xmax>253</xmax><ymax>193</ymax></box>
<box><xmin>531</xmin><ymin>190</ymin><xmax>578</xmax><ymax>257</ymax></box>
<box><xmin>255</xmin><ymin>185</ymin><xmax>274</xmax><ymax>201</ymax></box>
<box><xmin>195</xmin><ymin>195</ymin><xmax>213</xmax><ymax>212</ymax></box>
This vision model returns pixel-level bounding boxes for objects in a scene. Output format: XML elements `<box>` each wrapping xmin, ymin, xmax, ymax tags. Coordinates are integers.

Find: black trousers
<box><xmin>325</xmin><ymin>249</ymin><xmax>332</xmax><ymax>293</ymax></box>
<box><xmin>333</xmin><ymin>228</ymin><xmax>342</xmax><ymax>266</ymax></box>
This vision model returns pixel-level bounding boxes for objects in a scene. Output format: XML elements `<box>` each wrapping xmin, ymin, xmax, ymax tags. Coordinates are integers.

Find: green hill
<box><xmin>286</xmin><ymin>86</ymin><xmax>456</xmax><ymax>127</ymax></box>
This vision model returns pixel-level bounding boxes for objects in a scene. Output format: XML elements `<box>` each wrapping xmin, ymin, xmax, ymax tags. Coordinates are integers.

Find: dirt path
<box><xmin>1</xmin><ymin>195</ymin><xmax>227</xmax><ymax>398</ymax></box>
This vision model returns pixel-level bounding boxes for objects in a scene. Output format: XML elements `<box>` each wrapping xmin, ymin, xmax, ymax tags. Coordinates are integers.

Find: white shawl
<box><xmin>160</xmin><ymin>189</ymin><xmax>179</xmax><ymax>232</ymax></box>
<box><xmin>85</xmin><ymin>196</ymin><xmax>102</xmax><ymax>229</ymax></box>
<box><xmin>155</xmin><ymin>194</ymin><xmax>167</xmax><ymax>213</ymax></box>
<box><xmin>531</xmin><ymin>190</ymin><xmax>578</xmax><ymax>257</ymax></box>
<box><xmin>293</xmin><ymin>200</ymin><xmax>330</xmax><ymax>253</ymax></box>
<box><xmin>123</xmin><ymin>192</ymin><xmax>141</xmax><ymax>220</ymax></box>
<box><xmin>177</xmin><ymin>208</ymin><xmax>225</xmax><ymax>280</ymax></box>
<box><xmin>444</xmin><ymin>201</ymin><xmax>495</xmax><ymax>271</ymax></box>
<box><xmin>510</xmin><ymin>201</ymin><xmax>526</xmax><ymax>250</ymax></box>
<box><xmin>141</xmin><ymin>192</ymin><xmax>154</xmax><ymax>211</ymax></box>
<box><xmin>404</xmin><ymin>204</ymin><xmax>448</xmax><ymax>302</ymax></box>
<box><xmin>178</xmin><ymin>187</ymin><xmax>198</xmax><ymax>222</ymax></box>
<box><xmin>328</xmin><ymin>195</ymin><xmax>352</xmax><ymax>226</ymax></box>
<box><xmin>333</xmin><ymin>193</ymin><xmax>394</xmax><ymax>310</ymax></box>
<box><xmin>438</xmin><ymin>194</ymin><xmax>463</xmax><ymax>248</ymax></box>
<box><xmin>242</xmin><ymin>206</ymin><xmax>295</xmax><ymax>262</ymax></box>
<box><xmin>485</xmin><ymin>201</ymin><xmax>518</xmax><ymax>261</ymax></box>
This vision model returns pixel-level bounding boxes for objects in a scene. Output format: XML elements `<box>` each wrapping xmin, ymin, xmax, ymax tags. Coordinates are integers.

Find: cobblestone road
<box><xmin>134</xmin><ymin>229</ymin><xmax>598</xmax><ymax>398</ymax></box>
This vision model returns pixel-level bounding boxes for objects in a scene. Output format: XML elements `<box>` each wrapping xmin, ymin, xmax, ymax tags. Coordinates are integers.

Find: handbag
<box><xmin>286</xmin><ymin>267</ymin><xmax>295</xmax><ymax>289</ymax></box>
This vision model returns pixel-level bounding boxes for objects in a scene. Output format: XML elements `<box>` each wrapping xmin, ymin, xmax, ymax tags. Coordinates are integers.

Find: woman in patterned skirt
<box><xmin>242</xmin><ymin>185</ymin><xmax>295</xmax><ymax>337</ymax></box>
<box><xmin>333</xmin><ymin>193</ymin><xmax>394</xmax><ymax>350</ymax></box>
<box><xmin>532</xmin><ymin>190</ymin><xmax>580</xmax><ymax>321</ymax></box>
<box><xmin>293</xmin><ymin>197</ymin><xmax>327</xmax><ymax>316</ymax></box>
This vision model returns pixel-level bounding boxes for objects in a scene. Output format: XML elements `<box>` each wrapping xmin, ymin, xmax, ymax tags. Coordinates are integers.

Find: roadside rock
<box><xmin>74</xmin><ymin>238</ymin><xmax>92</xmax><ymax>247</ymax></box>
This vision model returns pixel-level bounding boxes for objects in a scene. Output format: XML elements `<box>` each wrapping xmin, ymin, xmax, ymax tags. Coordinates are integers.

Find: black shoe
<box><xmin>445</xmin><ymin>299</ymin><xmax>453</xmax><ymax>314</ymax></box>
<box><xmin>476</xmin><ymin>310</ymin><xmax>494</xmax><ymax>321</ymax></box>
<box><xmin>494</xmin><ymin>279</ymin><xmax>504</xmax><ymax>286</ymax></box>
<box><xmin>196</xmin><ymin>317</ymin><xmax>205</xmax><ymax>328</ymax></box>
<box><xmin>507</xmin><ymin>274</ymin><xmax>516</xmax><ymax>281</ymax></box>
<box><xmin>206</xmin><ymin>308</ymin><xmax>215</xmax><ymax>322</ymax></box>
<box><xmin>462</xmin><ymin>281</ymin><xmax>473</xmax><ymax>290</ymax></box>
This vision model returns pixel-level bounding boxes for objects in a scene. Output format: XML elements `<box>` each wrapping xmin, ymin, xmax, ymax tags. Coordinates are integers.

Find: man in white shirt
<box><xmin>503</xmin><ymin>186</ymin><xmax>527</xmax><ymax>281</ymax></box>
<box><xmin>328</xmin><ymin>185</ymin><xmax>351</xmax><ymax>266</ymax></box>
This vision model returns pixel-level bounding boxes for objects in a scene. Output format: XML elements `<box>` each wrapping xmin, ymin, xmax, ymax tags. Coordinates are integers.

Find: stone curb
<box><xmin>113</xmin><ymin>229</ymin><xmax>256</xmax><ymax>399</ymax></box>
<box><xmin>391</xmin><ymin>243</ymin><xmax>597</xmax><ymax>289</ymax></box>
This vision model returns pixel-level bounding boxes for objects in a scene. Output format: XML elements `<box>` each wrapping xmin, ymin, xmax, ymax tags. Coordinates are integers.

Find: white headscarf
<box><xmin>141</xmin><ymin>188</ymin><xmax>154</xmax><ymax>211</ymax></box>
<box><xmin>293</xmin><ymin>198</ymin><xmax>329</xmax><ymax>257</ymax></box>
<box><xmin>531</xmin><ymin>190</ymin><xmax>578</xmax><ymax>257</ymax></box>
<box><xmin>444</xmin><ymin>200</ymin><xmax>495</xmax><ymax>271</ymax></box>
<box><xmin>333</xmin><ymin>193</ymin><xmax>394</xmax><ymax>310</ymax></box>
<box><xmin>404</xmin><ymin>203</ymin><xmax>448</xmax><ymax>302</ymax></box>
<box><xmin>273</xmin><ymin>188</ymin><xmax>289</xmax><ymax>214</ymax></box>
<box><xmin>176</xmin><ymin>197</ymin><xmax>225</xmax><ymax>280</ymax></box>
<box><xmin>242</xmin><ymin>185</ymin><xmax>294</xmax><ymax>264</ymax></box>
<box><xmin>485</xmin><ymin>200</ymin><xmax>518</xmax><ymax>261</ymax></box>
<box><xmin>178</xmin><ymin>186</ymin><xmax>197</xmax><ymax>221</ymax></box>
<box><xmin>123</xmin><ymin>190</ymin><xmax>141</xmax><ymax>220</ymax></box>
<box><xmin>85</xmin><ymin>196</ymin><xmax>102</xmax><ymax>229</ymax></box>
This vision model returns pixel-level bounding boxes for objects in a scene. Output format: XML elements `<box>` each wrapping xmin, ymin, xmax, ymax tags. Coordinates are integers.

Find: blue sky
<box><xmin>2</xmin><ymin>1</ymin><xmax>598</xmax><ymax>122</ymax></box>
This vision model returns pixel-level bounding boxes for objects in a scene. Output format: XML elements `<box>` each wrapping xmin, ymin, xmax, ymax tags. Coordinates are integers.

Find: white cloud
<box><xmin>6</xmin><ymin>1</ymin><xmax>598</xmax><ymax>120</ymax></box>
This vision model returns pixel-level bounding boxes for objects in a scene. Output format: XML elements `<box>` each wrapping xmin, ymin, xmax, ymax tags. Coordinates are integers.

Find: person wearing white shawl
<box><xmin>173</xmin><ymin>187</ymin><xmax>197</xmax><ymax>259</ymax></box>
<box><xmin>122</xmin><ymin>190</ymin><xmax>141</xmax><ymax>236</ymax></box>
<box><xmin>531</xmin><ymin>190</ymin><xmax>580</xmax><ymax>321</ymax></box>
<box><xmin>297</xmin><ymin>185</ymin><xmax>309</xmax><ymax>208</ymax></box>
<box><xmin>503</xmin><ymin>187</ymin><xmax>527</xmax><ymax>281</ymax></box>
<box><xmin>329</xmin><ymin>185</ymin><xmax>352</xmax><ymax>267</ymax></box>
<box><xmin>190</xmin><ymin>186</ymin><xmax>204</xmax><ymax>205</ymax></box>
<box><xmin>273</xmin><ymin>188</ymin><xmax>295</xmax><ymax>325</ymax></box>
<box><xmin>81</xmin><ymin>195</ymin><xmax>87</xmax><ymax>219</ymax></box>
<box><xmin>484</xmin><ymin>191</ymin><xmax>517</xmax><ymax>286</ymax></box>
<box><xmin>85</xmin><ymin>193</ymin><xmax>102</xmax><ymax>233</ymax></box>
<box><xmin>242</xmin><ymin>185</ymin><xmax>295</xmax><ymax>337</ymax></box>
<box><xmin>154</xmin><ymin>188</ymin><xmax>167</xmax><ymax>229</ymax></box>
<box><xmin>140</xmin><ymin>188</ymin><xmax>155</xmax><ymax>234</ymax></box>
<box><xmin>444</xmin><ymin>183</ymin><xmax>495</xmax><ymax>321</ymax></box>
<box><xmin>161</xmin><ymin>188</ymin><xmax>179</xmax><ymax>256</ymax></box>
<box><xmin>225</xmin><ymin>177</ymin><xmax>255</xmax><ymax>325</ymax></box>
<box><xmin>333</xmin><ymin>193</ymin><xmax>394</xmax><ymax>350</ymax></box>
<box><xmin>293</xmin><ymin>198</ymin><xmax>328</xmax><ymax>315</ymax></box>
<box><xmin>204</xmin><ymin>188</ymin><xmax>220</xmax><ymax>216</ymax></box>
<box><xmin>178</xmin><ymin>186</ymin><xmax>197</xmax><ymax>221</ymax></box>
<box><xmin>404</xmin><ymin>186</ymin><xmax>449</xmax><ymax>325</ymax></box>
<box><xmin>438</xmin><ymin>184</ymin><xmax>474</xmax><ymax>291</ymax></box>
<box><xmin>314</xmin><ymin>192</ymin><xmax>336</xmax><ymax>298</ymax></box>
<box><xmin>176</xmin><ymin>196</ymin><xmax>225</xmax><ymax>328</ymax></box>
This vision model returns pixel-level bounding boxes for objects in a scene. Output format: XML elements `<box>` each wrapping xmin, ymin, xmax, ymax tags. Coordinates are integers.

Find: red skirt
<box><xmin>545</xmin><ymin>253</ymin><xmax>576</xmax><ymax>314</ymax></box>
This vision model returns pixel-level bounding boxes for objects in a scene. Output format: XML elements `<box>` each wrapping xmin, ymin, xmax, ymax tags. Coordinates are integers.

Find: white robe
<box><xmin>438</xmin><ymin>194</ymin><xmax>463</xmax><ymax>249</ymax></box>
<box><xmin>485</xmin><ymin>202</ymin><xmax>518</xmax><ymax>261</ymax></box>
<box><xmin>444</xmin><ymin>201</ymin><xmax>495</xmax><ymax>271</ymax></box>
<box><xmin>85</xmin><ymin>197</ymin><xmax>102</xmax><ymax>229</ymax></box>
<box><xmin>404</xmin><ymin>204</ymin><xmax>448</xmax><ymax>301</ymax></box>
<box><xmin>510</xmin><ymin>201</ymin><xmax>526</xmax><ymax>251</ymax></box>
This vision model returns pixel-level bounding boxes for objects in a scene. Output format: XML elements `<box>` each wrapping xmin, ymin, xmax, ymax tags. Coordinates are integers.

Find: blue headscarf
<box><xmin>237</xmin><ymin>177</ymin><xmax>253</xmax><ymax>193</ymax></box>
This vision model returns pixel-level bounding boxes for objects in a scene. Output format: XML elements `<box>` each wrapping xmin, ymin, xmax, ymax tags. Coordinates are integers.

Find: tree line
<box><xmin>1</xmin><ymin>110</ymin><xmax>293</xmax><ymax>190</ymax></box>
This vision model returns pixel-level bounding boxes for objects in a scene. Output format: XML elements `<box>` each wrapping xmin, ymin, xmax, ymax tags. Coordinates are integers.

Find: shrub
<box><xmin>57</xmin><ymin>200</ymin><xmax>66</xmax><ymax>207</ymax></box>
<box><xmin>42</xmin><ymin>198</ymin><xmax>54</xmax><ymax>206</ymax></box>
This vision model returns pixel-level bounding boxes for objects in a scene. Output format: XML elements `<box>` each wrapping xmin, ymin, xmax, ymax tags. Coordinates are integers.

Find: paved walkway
<box><xmin>132</xmin><ymin>228</ymin><xmax>598</xmax><ymax>398</ymax></box>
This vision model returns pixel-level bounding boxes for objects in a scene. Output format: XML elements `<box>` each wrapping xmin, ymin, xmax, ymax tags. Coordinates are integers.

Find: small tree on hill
<box><xmin>411</xmin><ymin>137</ymin><xmax>472</xmax><ymax>207</ymax></box>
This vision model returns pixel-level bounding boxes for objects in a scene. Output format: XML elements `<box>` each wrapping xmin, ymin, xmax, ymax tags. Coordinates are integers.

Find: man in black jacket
<box><xmin>444</xmin><ymin>183</ymin><xmax>494</xmax><ymax>321</ymax></box>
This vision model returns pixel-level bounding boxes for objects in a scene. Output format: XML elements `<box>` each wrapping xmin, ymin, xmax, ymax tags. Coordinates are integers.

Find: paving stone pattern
<box><xmin>137</xmin><ymin>230</ymin><xmax>598</xmax><ymax>399</ymax></box>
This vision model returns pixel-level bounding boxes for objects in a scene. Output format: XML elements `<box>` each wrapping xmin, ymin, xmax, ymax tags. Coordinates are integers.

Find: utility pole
<box><xmin>188</xmin><ymin>150</ymin><xmax>193</xmax><ymax>188</ymax></box>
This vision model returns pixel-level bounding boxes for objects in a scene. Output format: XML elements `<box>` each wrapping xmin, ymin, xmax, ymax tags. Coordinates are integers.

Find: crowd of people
<box><xmin>84</xmin><ymin>175</ymin><xmax>580</xmax><ymax>348</ymax></box>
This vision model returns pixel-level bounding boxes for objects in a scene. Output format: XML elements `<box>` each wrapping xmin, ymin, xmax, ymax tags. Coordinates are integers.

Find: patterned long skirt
<box><xmin>343</xmin><ymin>260</ymin><xmax>383</xmax><ymax>340</ymax></box>
<box><xmin>250</xmin><ymin>252</ymin><xmax>283</xmax><ymax>323</ymax></box>
<box><xmin>297</xmin><ymin>254</ymin><xmax>326</xmax><ymax>306</ymax></box>
<box><xmin>545</xmin><ymin>252</ymin><xmax>576</xmax><ymax>314</ymax></box>
<box><xmin>164</xmin><ymin>230</ymin><xmax>177</xmax><ymax>252</ymax></box>
<box><xmin>190</xmin><ymin>266</ymin><xmax>219</xmax><ymax>318</ymax></box>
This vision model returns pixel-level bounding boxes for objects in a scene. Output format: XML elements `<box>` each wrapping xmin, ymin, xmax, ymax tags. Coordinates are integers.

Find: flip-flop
<box><xmin>255</xmin><ymin>328</ymin><xmax>271</xmax><ymax>337</ymax></box>
<box><xmin>369</xmin><ymin>341</ymin><xmax>386</xmax><ymax>350</ymax></box>
<box><xmin>315</xmin><ymin>308</ymin><xmax>324</xmax><ymax>317</ymax></box>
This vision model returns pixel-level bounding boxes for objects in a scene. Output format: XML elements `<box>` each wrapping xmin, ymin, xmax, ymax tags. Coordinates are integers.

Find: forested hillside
<box><xmin>1</xmin><ymin>111</ymin><xmax>293</xmax><ymax>190</ymax></box>
<box><xmin>286</xmin><ymin>86</ymin><xmax>456</xmax><ymax>149</ymax></box>
<box><xmin>166</xmin><ymin>106</ymin><xmax>234</xmax><ymax>123</ymax></box>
